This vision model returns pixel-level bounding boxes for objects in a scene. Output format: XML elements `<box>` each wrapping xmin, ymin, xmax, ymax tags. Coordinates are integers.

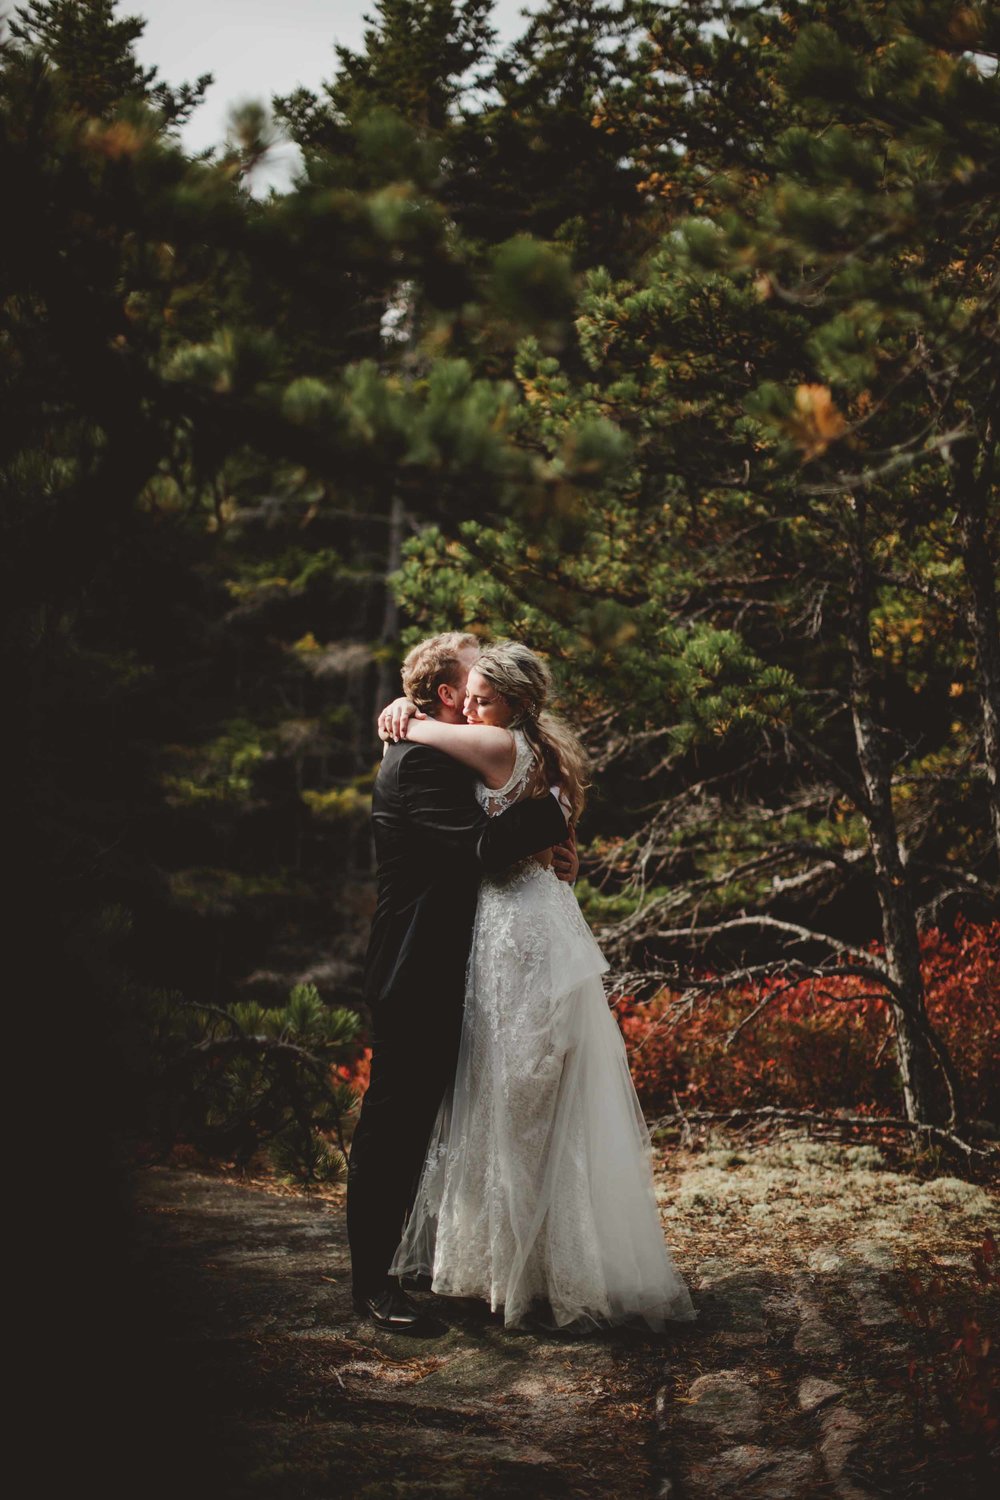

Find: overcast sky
<box><xmin>125</xmin><ymin>1</ymin><xmax>539</xmax><ymax>188</ymax></box>
<box><xmin>0</xmin><ymin>2</ymin><xmax>538</xmax><ymax>189</ymax></box>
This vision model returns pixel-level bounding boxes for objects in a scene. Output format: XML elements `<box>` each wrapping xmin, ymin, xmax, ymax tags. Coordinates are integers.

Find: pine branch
<box><xmin>169</xmin><ymin>1034</ymin><xmax>332</xmax><ymax>1076</ymax></box>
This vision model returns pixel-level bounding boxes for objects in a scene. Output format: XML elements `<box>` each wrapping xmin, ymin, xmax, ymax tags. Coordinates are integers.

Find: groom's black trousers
<box><xmin>345</xmin><ymin>993</ymin><xmax>463</xmax><ymax>1300</ymax></box>
<box><xmin>347</xmin><ymin>739</ymin><xmax>567</xmax><ymax>1300</ymax></box>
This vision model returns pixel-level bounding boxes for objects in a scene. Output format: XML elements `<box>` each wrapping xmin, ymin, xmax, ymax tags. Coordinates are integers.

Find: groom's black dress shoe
<box><xmin>353</xmin><ymin>1285</ymin><xmax>427</xmax><ymax>1332</ymax></box>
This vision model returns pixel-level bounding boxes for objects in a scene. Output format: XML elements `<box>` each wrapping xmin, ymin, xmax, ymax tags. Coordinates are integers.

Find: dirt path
<box><xmin>130</xmin><ymin>1137</ymin><xmax>997</xmax><ymax>1499</ymax></box>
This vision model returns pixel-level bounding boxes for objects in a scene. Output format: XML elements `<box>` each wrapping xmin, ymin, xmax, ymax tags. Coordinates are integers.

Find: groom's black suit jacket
<box><xmin>348</xmin><ymin>737</ymin><xmax>567</xmax><ymax>1298</ymax></box>
<box><xmin>363</xmin><ymin>738</ymin><xmax>567</xmax><ymax>1035</ymax></box>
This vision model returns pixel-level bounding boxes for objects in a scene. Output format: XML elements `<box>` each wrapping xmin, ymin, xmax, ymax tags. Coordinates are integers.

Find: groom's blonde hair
<box><xmin>401</xmin><ymin>632</ymin><xmax>479</xmax><ymax>715</ymax></box>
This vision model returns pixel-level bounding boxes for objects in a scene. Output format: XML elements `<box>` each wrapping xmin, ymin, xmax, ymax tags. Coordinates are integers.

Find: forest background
<box><xmin>3</xmin><ymin>0</ymin><xmax>998</xmax><ymax>1198</ymax></box>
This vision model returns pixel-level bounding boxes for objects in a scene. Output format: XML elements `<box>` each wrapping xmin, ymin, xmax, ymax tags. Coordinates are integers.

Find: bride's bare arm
<box><xmin>379</xmin><ymin>699</ymin><xmax>515</xmax><ymax>782</ymax></box>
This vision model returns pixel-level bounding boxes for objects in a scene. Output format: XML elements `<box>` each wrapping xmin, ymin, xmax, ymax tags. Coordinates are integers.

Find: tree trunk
<box><xmin>374</xmin><ymin>490</ymin><xmax>406</xmax><ymax>738</ymax></box>
<box><xmin>373</xmin><ymin>277</ymin><xmax>418</xmax><ymax>735</ymax></box>
<box><xmin>954</xmin><ymin>431</ymin><xmax>1000</xmax><ymax>863</ymax></box>
<box><xmin>846</xmin><ymin>497</ymin><xmax>946</xmax><ymax>1125</ymax></box>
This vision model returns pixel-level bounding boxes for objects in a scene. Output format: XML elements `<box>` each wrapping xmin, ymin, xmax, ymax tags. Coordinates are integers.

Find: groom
<box><xmin>347</xmin><ymin>631</ymin><xmax>574</xmax><ymax>1330</ymax></box>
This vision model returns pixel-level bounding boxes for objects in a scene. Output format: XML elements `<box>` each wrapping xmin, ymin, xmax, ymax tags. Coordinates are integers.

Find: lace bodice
<box><xmin>475</xmin><ymin>727</ymin><xmax>536</xmax><ymax>816</ymax></box>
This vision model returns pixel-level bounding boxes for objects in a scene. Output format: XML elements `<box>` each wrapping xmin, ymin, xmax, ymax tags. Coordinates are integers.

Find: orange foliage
<box><xmin>343</xmin><ymin>923</ymin><xmax>997</xmax><ymax>1119</ymax></box>
<box><xmin>336</xmin><ymin>1046</ymin><xmax>372</xmax><ymax>1096</ymax></box>
<box><xmin>786</xmin><ymin>382</ymin><xmax>847</xmax><ymax>458</ymax></box>
<box><xmin>614</xmin><ymin>919</ymin><xmax>999</xmax><ymax>1119</ymax></box>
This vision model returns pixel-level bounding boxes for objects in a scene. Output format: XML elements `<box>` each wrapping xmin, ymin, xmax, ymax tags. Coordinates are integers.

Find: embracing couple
<box><xmin>346</xmin><ymin>632</ymin><xmax>696</xmax><ymax>1334</ymax></box>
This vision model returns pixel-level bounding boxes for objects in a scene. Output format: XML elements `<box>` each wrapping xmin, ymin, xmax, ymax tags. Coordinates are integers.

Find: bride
<box><xmin>378</xmin><ymin>640</ymin><xmax>696</xmax><ymax>1332</ymax></box>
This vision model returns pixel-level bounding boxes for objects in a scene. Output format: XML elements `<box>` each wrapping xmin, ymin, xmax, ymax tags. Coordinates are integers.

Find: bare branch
<box><xmin>648</xmin><ymin>1105</ymin><xmax>994</xmax><ymax>1160</ymax></box>
<box><xmin>787</xmin><ymin>727</ymin><xmax>869</xmax><ymax>810</ymax></box>
<box><xmin>607</xmin><ymin>956</ymin><xmax>893</xmax><ymax>1003</ymax></box>
<box><xmin>800</xmin><ymin>426</ymin><xmax>971</xmax><ymax>496</ymax></box>
<box><xmin>648</xmin><ymin>914</ymin><xmax>892</xmax><ymax>979</ymax></box>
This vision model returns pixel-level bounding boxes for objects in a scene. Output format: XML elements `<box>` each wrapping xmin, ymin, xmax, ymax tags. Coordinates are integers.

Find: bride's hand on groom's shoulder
<box><xmin>378</xmin><ymin>696</ymin><xmax>424</xmax><ymax>743</ymax></box>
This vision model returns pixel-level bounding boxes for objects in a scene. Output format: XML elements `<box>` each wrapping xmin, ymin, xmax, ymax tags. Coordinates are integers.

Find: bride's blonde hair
<box><xmin>473</xmin><ymin>641</ymin><xmax>589</xmax><ymax>824</ymax></box>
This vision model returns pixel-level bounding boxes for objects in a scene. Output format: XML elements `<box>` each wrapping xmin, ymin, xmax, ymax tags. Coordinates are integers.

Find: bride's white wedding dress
<box><xmin>389</xmin><ymin>728</ymin><xmax>697</xmax><ymax>1330</ymax></box>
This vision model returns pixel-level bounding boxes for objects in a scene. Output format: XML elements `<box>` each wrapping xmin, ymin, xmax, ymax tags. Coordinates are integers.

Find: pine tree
<box><xmin>7</xmin><ymin>0</ymin><xmax>994</xmax><ymax>1154</ymax></box>
<box><xmin>393</xmin><ymin>0</ymin><xmax>1000</xmax><ymax>1132</ymax></box>
<box><xmin>275</xmin><ymin>0</ymin><xmax>656</xmax><ymax>277</ymax></box>
<box><xmin>1</xmin><ymin>0</ymin><xmax>538</xmax><ymax>1165</ymax></box>
<box><xmin>450</xmin><ymin>0</ymin><xmax>654</xmax><ymax>273</ymax></box>
<box><xmin>273</xmin><ymin>0</ymin><xmax>495</xmax><ymax>155</ymax></box>
<box><xmin>157</xmin><ymin>983</ymin><xmax>365</xmax><ymax>1180</ymax></box>
<box><xmin>6</xmin><ymin>0</ymin><xmax>211</xmax><ymax>126</ymax></box>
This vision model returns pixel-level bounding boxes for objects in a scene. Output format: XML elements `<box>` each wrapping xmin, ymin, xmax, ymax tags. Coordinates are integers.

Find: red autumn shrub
<box><xmin>921</xmin><ymin>920</ymin><xmax>999</xmax><ymax>1120</ymax></box>
<box><xmin>614</xmin><ymin>918</ymin><xmax>999</xmax><ymax>1120</ymax></box>
<box><xmin>336</xmin><ymin>1045</ymin><xmax>372</xmax><ymax>1097</ymax></box>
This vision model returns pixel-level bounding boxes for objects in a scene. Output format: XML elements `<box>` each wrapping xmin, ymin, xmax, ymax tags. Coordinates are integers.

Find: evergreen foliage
<box><xmin>157</xmin><ymin>982</ymin><xmax>363</xmax><ymax>1181</ymax></box>
<box><xmin>4</xmin><ymin>0</ymin><xmax>996</xmax><ymax>1154</ymax></box>
<box><xmin>6</xmin><ymin>0</ymin><xmax>211</xmax><ymax>125</ymax></box>
<box><xmin>393</xmin><ymin>0</ymin><xmax>1000</xmax><ymax>1129</ymax></box>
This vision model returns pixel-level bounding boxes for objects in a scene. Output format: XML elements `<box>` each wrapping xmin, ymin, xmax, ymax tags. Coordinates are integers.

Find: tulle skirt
<box><xmin>389</xmin><ymin>861</ymin><xmax>697</xmax><ymax>1331</ymax></box>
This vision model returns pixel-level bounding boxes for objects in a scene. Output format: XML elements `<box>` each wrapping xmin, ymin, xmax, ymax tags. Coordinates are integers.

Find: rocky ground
<box><xmin>127</xmin><ymin>1134</ymin><xmax>997</xmax><ymax>1499</ymax></box>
